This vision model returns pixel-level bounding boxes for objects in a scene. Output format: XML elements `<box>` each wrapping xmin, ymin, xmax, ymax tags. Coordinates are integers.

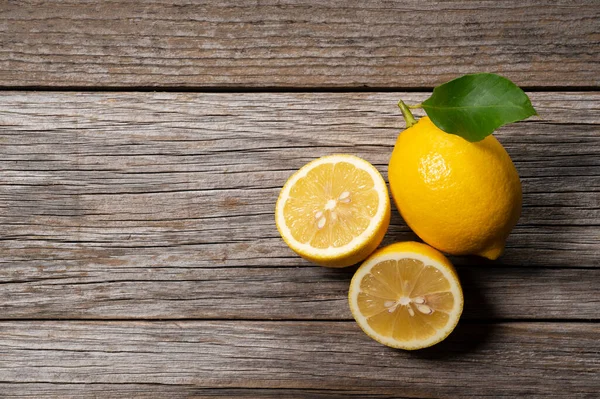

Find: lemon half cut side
<box><xmin>275</xmin><ymin>154</ymin><xmax>390</xmax><ymax>267</ymax></box>
<box><xmin>349</xmin><ymin>242</ymin><xmax>464</xmax><ymax>349</ymax></box>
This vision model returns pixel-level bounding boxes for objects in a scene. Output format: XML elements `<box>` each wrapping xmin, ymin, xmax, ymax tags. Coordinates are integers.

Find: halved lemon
<box><xmin>275</xmin><ymin>154</ymin><xmax>390</xmax><ymax>267</ymax></box>
<box><xmin>349</xmin><ymin>241</ymin><xmax>463</xmax><ymax>349</ymax></box>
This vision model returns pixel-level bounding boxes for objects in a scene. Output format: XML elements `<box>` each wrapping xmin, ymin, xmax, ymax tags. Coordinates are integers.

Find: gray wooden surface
<box><xmin>1</xmin><ymin>1</ymin><xmax>599</xmax><ymax>398</ymax></box>
<box><xmin>1</xmin><ymin>92</ymin><xmax>599</xmax><ymax>397</ymax></box>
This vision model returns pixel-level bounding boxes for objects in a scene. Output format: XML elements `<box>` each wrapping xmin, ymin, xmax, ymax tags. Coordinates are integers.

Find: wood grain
<box><xmin>0</xmin><ymin>385</ymin><xmax>424</xmax><ymax>399</ymax></box>
<box><xmin>0</xmin><ymin>321</ymin><xmax>598</xmax><ymax>397</ymax></box>
<box><xmin>0</xmin><ymin>264</ymin><xmax>598</xmax><ymax>321</ymax></box>
<box><xmin>1</xmin><ymin>92</ymin><xmax>598</xmax><ymax>321</ymax></box>
<box><xmin>1</xmin><ymin>1</ymin><xmax>598</xmax><ymax>88</ymax></box>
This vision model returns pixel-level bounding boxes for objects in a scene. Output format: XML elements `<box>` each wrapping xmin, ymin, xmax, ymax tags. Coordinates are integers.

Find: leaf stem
<box><xmin>398</xmin><ymin>100</ymin><xmax>418</xmax><ymax>128</ymax></box>
<box><xmin>408</xmin><ymin>103</ymin><xmax>423</xmax><ymax>109</ymax></box>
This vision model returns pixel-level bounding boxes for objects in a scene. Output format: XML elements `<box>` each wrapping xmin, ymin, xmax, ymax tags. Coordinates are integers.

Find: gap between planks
<box><xmin>2</xmin><ymin>86</ymin><xmax>600</xmax><ymax>93</ymax></box>
<box><xmin>0</xmin><ymin>318</ymin><xmax>596</xmax><ymax>324</ymax></box>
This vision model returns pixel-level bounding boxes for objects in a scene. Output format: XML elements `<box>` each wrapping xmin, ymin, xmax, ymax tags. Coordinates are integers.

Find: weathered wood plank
<box><xmin>0</xmin><ymin>385</ymin><xmax>420</xmax><ymax>399</ymax></box>
<box><xmin>0</xmin><ymin>265</ymin><xmax>598</xmax><ymax>320</ymax></box>
<box><xmin>1</xmin><ymin>92</ymin><xmax>598</xmax><ymax>262</ymax></box>
<box><xmin>1</xmin><ymin>1</ymin><xmax>598</xmax><ymax>88</ymax></box>
<box><xmin>0</xmin><ymin>321</ymin><xmax>597</xmax><ymax>397</ymax></box>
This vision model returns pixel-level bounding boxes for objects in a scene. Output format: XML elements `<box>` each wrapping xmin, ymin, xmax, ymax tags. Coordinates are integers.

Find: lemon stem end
<box><xmin>398</xmin><ymin>100</ymin><xmax>418</xmax><ymax>128</ymax></box>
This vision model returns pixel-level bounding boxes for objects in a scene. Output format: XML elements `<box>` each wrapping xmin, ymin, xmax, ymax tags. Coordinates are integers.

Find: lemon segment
<box><xmin>349</xmin><ymin>242</ymin><xmax>463</xmax><ymax>350</ymax></box>
<box><xmin>276</xmin><ymin>154</ymin><xmax>390</xmax><ymax>267</ymax></box>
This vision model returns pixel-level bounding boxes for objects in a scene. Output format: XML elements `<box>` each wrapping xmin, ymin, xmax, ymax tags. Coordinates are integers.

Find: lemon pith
<box><xmin>275</xmin><ymin>154</ymin><xmax>391</xmax><ymax>267</ymax></box>
<box><xmin>388</xmin><ymin>117</ymin><xmax>522</xmax><ymax>259</ymax></box>
<box><xmin>349</xmin><ymin>241</ymin><xmax>463</xmax><ymax>350</ymax></box>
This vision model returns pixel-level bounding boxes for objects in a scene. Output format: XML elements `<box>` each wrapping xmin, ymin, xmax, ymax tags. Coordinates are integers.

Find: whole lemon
<box><xmin>388</xmin><ymin>116</ymin><xmax>522</xmax><ymax>260</ymax></box>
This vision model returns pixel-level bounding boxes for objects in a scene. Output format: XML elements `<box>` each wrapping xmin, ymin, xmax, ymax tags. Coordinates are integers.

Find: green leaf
<box><xmin>421</xmin><ymin>73</ymin><xmax>537</xmax><ymax>142</ymax></box>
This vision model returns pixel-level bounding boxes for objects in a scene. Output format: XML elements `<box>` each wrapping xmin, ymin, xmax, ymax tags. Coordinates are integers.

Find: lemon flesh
<box><xmin>388</xmin><ymin>117</ymin><xmax>522</xmax><ymax>259</ymax></box>
<box><xmin>276</xmin><ymin>154</ymin><xmax>390</xmax><ymax>267</ymax></box>
<box><xmin>349</xmin><ymin>241</ymin><xmax>463</xmax><ymax>350</ymax></box>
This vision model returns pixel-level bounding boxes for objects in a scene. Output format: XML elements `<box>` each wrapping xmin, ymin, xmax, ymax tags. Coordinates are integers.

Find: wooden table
<box><xmin>1</xmin><ymin>1</ymin><xmax>599</xmax><ymax>397</ymax></box>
